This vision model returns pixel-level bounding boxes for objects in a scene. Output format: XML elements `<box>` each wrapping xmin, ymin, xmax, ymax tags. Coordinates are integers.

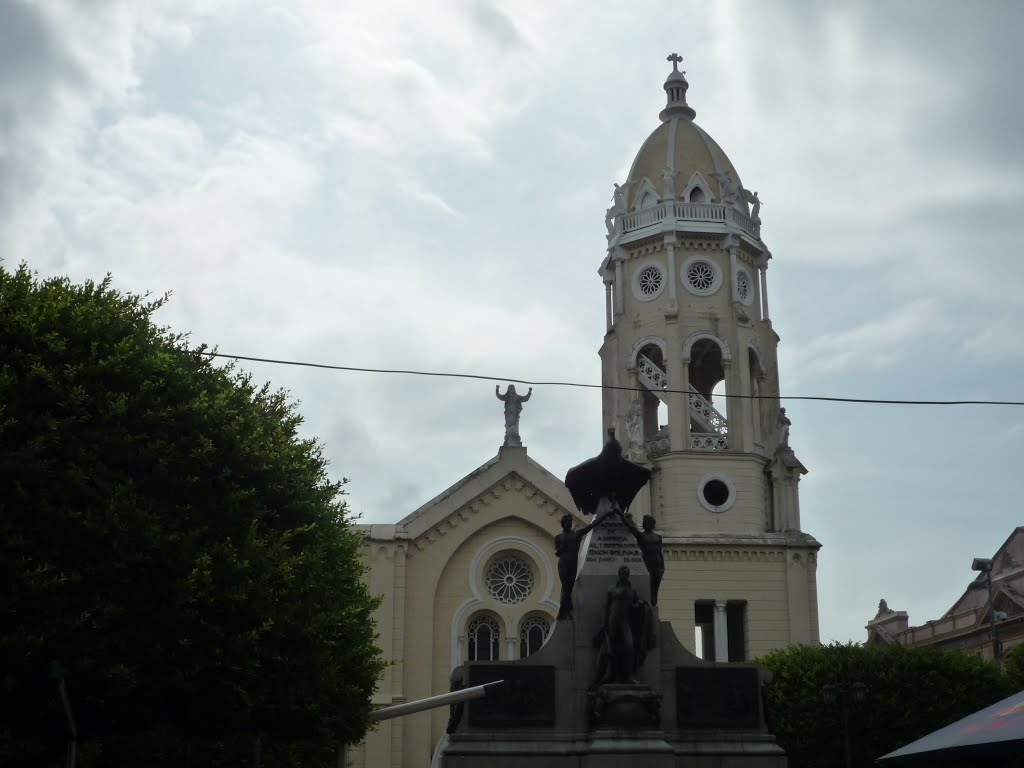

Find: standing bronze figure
<box><xmin>554</xmin><ymin>511</ymin><xmax>610</xmax><ymax>619</ymax></box>
<box><xmin>593</xmin><ymin>565</ymin><xmax>655</xmax><ymax>685</ymax></box>
<box><xmin>617</xmin><ymin>510</ymin><xmax>664</xmax><ymax>606</ymax></box>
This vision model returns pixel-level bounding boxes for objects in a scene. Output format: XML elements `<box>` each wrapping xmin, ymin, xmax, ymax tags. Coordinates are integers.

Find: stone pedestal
<box><xmin>588</xmin><ymin>683</ymin><xmax>661</xmax><ymax>728</ymax></box>
<box><xmin>439</xmin><ymin>616</ymin><xmax>785</xmax><ymax>768</ymax></box>
<box><xmin>572</xmin><ymin>510</ymin><xmax>650</xmax><ymax>643</ymax></box>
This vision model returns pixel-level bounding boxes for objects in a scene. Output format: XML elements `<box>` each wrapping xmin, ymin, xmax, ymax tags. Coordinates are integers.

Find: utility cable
<box><xmin>202</xmin><ymin>352</ymin><xmax>1024</xmax><ymax>407</ymax></box>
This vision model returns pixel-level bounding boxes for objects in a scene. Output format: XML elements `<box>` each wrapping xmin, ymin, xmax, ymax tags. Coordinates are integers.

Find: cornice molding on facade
<box><xmin>662</xmin><ymin>548</ymin><xmax>797</xmax><ymax>563</ymax></box>
<box><xmin>624</xmin><ymin>240</ymin><xmax>666</xmax><ymax>260</ymax></box>
<box><xmin>357</xmin><ymin>523</ymin><xmax>406</xmax><ymax>542</ymax></box>
<box><xmin>677</xmin><ymin>236</ymin><xmax>723</xmax><ymax>252</ymax></box>
<box><xmin>403</xmin><ymin>471</ymin><xmax>577</xmax><ymax>557</ymax></box>
<box><xmin>661</xmin><ymin>531</ymin><xmax>822</xmax><ymax>549</ymax></box>
<box><xmin>771</xmin><ymin>447</ymin><xmax>809</xmax><ymax>476</ymax></box>
<box><xmin>397</xmin><ymin>446</ymin><xmax>577</xmax><ymax>541</ymax></box>
<box><xmin>887</xmin><ymin>612</ymin><xmax>1024</xmax><ymax>650</ymax></box>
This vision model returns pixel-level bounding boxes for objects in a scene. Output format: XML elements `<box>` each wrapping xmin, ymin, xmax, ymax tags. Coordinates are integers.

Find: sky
<box><xmin>3</xmin><ymin>0</ymin><xmax>1023</xmax><ymax>646</ymax></box>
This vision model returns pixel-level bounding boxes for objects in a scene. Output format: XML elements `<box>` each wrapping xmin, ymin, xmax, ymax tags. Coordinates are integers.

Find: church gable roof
<box><xmin>397</xmin><ymin>446</ymin><xmax>578</xmax><ymax>543</ymax></box>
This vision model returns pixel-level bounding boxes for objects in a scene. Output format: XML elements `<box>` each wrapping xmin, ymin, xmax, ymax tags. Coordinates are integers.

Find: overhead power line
<box><xmin>202</xmin><ymin>352</ymin><xmax>1024</xmax><ymax>407</ymax></box>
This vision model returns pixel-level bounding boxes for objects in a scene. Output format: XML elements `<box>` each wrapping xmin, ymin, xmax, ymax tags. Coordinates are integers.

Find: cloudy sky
<box><xmin>4</xmin><ymin>0</ymin><xmax>1023</xmax><ymax>646</ymax></box>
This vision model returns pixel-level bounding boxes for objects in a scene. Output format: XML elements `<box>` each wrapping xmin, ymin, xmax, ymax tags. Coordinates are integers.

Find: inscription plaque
<box><xmin>579</xmin><ymin>516</ymin><xmax>643</xmax><ymax>576</ymax></box>
<box><xmin>676</xmin><ymin>667</ymin><xmax>760</xmax><ymax>729</ymax></box>
<box><xmin>467</xmin><ymin>665</ymin><xmax>556</xmax><ymax>726</ymax></box>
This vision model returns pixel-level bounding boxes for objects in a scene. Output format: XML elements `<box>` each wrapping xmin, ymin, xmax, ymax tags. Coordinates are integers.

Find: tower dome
<box><xmin>618</xmin><ymin>54</ymin><xmax>752</xmax><ymax>226</ymax></box>
<box><xmin>626</xmin><ymin>120</ymin><xmax>744</xmax><ymax>211</ymax></box>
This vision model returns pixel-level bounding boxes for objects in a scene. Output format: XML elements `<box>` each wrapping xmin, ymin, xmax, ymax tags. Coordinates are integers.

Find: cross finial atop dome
<box><xmin>660</xmin><ymin>53</ymin><xmax>696</xmax><ymax>122</ymax></box>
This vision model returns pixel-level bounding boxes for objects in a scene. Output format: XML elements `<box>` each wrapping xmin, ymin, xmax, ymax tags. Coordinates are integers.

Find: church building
<box><xmin>352</xmin><ymin>57</ymin><xmax>821</xmax><ymax>768</ymax></box>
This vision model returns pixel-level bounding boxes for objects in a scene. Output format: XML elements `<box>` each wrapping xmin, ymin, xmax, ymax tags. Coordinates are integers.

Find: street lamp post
<box><xmin>822</xmin><ymin>681</ymin><xmax>867</xmax><ymax>768</ymax></box>
<box><xmin>970</xmin><ymin>557</ymin><xmax>1002</xmax><ymax>661</ymax></box>
<box><xmin>48</xmin><ymin>661</ymin><xmax>77</xmax><ymax>768</ymax></box>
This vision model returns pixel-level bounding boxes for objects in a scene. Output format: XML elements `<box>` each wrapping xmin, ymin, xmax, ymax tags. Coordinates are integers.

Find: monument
<box><xmin>437</xmin><ymin>432</ymin><xmax>786</xmax><ymax>768</ymax></box>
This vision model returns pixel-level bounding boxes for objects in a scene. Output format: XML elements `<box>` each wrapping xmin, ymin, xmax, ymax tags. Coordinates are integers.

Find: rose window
<box><xmin>486</xmin><ymin>555</ymin><xmax>535</xmax><ymax>604</ymax></box>
<box><xmin>637</xmin><ymin>266</ymin><xmax>663</xmax><ymax>297</ymax></box>
<box><xmin>687</xmin><ymin>260</ymin><xmax>716</xmax><ymax>292</ymax></box>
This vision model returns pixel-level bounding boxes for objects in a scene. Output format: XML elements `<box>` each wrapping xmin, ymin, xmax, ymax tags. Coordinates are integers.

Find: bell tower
<box><xmin>598</xmin><ymin>55</ymin><xmax>820</xmax><ymax>658</ymax></box>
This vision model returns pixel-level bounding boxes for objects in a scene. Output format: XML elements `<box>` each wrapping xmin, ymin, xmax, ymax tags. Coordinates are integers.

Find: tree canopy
<box><xmin>0</xmin><ymin>264</ymin><xmax>384</xmax><ymax>766</ymax></box>
<box><xmin>759</xmin><ymin>642</ymin><xmax>1010</xmax><ymax>768</ymax></box>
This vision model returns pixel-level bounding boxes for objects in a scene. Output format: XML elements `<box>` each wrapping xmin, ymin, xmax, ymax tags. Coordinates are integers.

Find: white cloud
<box><xmin>784</xmin><ymin>298</ymin><xmax>943</xmax><ymax>378</ymax></box>
<box><xmin>4</xmin><ymin>0</ymin><xmax>1024</xmax><ymax>651</ymax></box>
<box><xmin>397</xmin><ymin>180</ymin><xmax>458</xmax><ymax>217</ymax></box>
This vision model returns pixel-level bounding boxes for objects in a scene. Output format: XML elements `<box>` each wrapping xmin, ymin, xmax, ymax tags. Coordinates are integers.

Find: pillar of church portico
<box><xmin>713</xmin><ymin>600</ymin><xmax>729</xmax><ymax>662</ymax></box>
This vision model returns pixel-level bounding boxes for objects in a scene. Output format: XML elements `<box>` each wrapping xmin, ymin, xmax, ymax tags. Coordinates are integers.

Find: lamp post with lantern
<box><xmin>969</xmin><ymin>557</ymin><xmax>1002</xmax><ymax>661</ymax></box>
<box><xmin>821</xmin><ymin>680</ymin><xmax>867</xmax><ymax>768</ymax></box>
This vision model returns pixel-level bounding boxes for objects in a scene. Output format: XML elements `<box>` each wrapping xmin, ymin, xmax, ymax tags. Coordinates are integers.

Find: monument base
<box><xmin>439</xmin><ymin>618</ymin><xmax>786</xmax><ymax>768</ymax></box>
<box><xmin>588</xmin><ymin>683</ymin><xmax>661</xmax><ymax>729</ymax></box>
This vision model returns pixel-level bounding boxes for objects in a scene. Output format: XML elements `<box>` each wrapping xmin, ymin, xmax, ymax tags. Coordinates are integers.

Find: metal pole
<box><xmin>841</xmin><ymin>691</ymin><xmax>851</xmax><ymax>768</ymax></box>
<box><xmin>49</xmin><ymin>663</ymin><xmax>77</xmax><ymax>768</ymax></box>
<box><xmin>368</xmin><ymin>681</ymin><xmax>503</xmax><ymax>722</ymax></box>
<box><xmin>986</xmin><ymin>571</ymin><xmax>1001</xmax><ymax>660</ymax></box>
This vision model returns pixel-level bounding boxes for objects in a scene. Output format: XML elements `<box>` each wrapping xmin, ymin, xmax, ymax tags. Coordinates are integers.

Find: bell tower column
<box><xmin>604</xmin><ymin>278</ymin><xmax>613</xmax><ymax>333</ymax></box>
<box><xmin>667</xmin><ymin>336</ymin><xmax>686</xmax><ymax>452</ymax></box>
<box><xmin>614</xmin><ymin>256</ymin><xmax>625</xmax><ymax>317</ymax></box>
<box><xmin>665</xmin><ymin>235</ymin><xmax>678</xmax><ymax>310</ymax></box>
<box><xmin>759</xmin><ymin>264</ymin><xmax>770</xmax><ymax>321</ymax></box>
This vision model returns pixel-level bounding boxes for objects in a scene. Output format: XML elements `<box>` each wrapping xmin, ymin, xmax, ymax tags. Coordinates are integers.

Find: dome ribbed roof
<box><xmin>626</xmin><ymin>120</ymin><xmax>743</xmax><ymax>207</ymax></box>
<box><xmin>625</xmin><ymin>55</ymin><xmax>744</xmax><ymax>209</ymax></box>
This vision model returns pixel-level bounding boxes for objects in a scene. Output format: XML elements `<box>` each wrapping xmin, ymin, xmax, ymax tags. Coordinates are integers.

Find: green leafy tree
<box><xmin>1004</xmin><ymin>643</ymin><xmax>1024</xmax><ymax>693</ymax></box>
<box><xmin>0</xmin><ymin>265</ymin><xmax>384</xmax><ymax>766</ymax></box>
<box><xmin>759</xmin><ymin>642</ymin><xmax>1009</xmax><ymax>768</ymax></box>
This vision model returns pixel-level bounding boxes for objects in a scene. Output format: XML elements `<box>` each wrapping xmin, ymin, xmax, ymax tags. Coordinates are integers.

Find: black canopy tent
<box><xmin>878</xmin><ymin>689</ymin><xmax>1024</xmax><ymax>763</ymax></box>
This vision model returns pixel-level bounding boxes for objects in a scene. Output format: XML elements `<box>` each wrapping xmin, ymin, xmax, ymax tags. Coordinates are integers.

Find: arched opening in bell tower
<box><xmin>688</xmin><ymin>338</ymin><xmax>729</xmax><ymax>449</ymax></box>
<box><xmin>635</xmin><ymin>342</ymin><xmax>667</xmax><ymax>440</ymax></box>
<box><xmin>689</xmin><ymin>338</ymin><xmax>724</xmax><ymax>401</ymax></box>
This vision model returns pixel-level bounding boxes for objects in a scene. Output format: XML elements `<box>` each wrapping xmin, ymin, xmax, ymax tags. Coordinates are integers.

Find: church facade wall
<box><xmin>356</xmin><ymin>468</ymin><xmax>572</xmax><ymax>768</ymax></box>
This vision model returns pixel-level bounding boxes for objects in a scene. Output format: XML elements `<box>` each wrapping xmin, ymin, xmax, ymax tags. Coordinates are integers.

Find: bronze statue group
<box><xmin>555</xmin><ymin>505</ymin><xmax>663</xmax><ymax>687</ymax></box>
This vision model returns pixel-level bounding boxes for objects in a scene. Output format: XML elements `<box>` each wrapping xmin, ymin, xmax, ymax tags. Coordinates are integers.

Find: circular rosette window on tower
<box><xmin>632</xmin><ymin>261</ymin><xmax>666</xmax><ymax>302</ymax></box>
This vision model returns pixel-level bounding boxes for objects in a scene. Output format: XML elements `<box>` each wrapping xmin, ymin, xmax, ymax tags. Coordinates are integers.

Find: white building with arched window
<box><xmin>353</xmin><ymin>58</ymin><xmax>820</xmax><ymax>768</ymax></box>
<box><xmin>356</xmin><ymin>444</ymin><xmax>577</xmax><ymax>768</ymax></box>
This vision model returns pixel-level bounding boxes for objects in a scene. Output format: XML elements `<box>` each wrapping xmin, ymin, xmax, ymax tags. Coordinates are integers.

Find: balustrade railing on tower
<box><xmin>637</xmin><ymin>353</ymin><xmax>668</xmax><ymax>392</ymax></box>
<box><xmin>618</xmin><ymin>201</ymin><xmax>759</xmax><ymax>239</ymax></box>
<box><xmin>690</xmin><ymin>433</ymin><xmax>728</xmax><ymax>451</ymax></box>
<box><xmin>688</xmin><ymin>388</ymin><xmax>727</xmax><ymax>435</ymax></box>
